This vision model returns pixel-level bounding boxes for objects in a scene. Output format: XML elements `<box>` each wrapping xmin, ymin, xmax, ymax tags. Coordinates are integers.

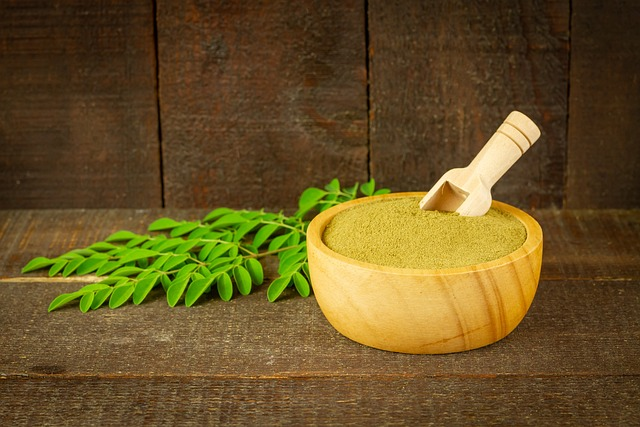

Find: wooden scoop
<box><xmin>419</xmin><ymin>111</ymin><xmax>541</xmax><ymax>216</ymax></box>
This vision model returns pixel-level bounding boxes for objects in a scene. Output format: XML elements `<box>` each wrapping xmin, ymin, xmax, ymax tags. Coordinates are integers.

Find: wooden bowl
<box><xmin>306</xmin><ymin>192</ymin><xmax>543</xmax><ymax>354</ymax></box>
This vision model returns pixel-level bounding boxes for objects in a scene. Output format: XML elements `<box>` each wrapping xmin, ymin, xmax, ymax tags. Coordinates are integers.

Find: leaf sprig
<box><xmin>22</xmin><ymin>178</ymin><xmax>390</xmax><ymax>312</ymax></box>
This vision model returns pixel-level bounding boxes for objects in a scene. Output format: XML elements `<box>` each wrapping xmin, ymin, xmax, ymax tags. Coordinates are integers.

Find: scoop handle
<box><xmin>465</xmin><ymin>111</ymin><xmax>541</xmax><ymax>190</ymax></box>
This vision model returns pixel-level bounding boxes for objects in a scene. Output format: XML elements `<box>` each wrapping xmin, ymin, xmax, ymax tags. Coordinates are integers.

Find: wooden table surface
<box><xmin>1</xmin><ymin>208</ymin><xmax>638</xmax><ymax>425</ymax></box>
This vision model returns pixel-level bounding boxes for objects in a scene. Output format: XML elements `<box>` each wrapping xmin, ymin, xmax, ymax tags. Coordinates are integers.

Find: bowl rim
<box><xmin>307</xmin><ymin>192</ymin><xmax>543</xmax><ymax>276</ymax></box>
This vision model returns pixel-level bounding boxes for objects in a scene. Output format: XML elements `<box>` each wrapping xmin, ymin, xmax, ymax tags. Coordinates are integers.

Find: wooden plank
<box><xmin>156</xmin><ymin>0</ymin><xmax>368</xmax><ymax>210</ymax></box>
<box><xmin>566</xmin><ymin>1</ymin><xmax>640</xmax><ymax>209</ymax></box>
<box><xmin>0</xmin><ymin>280</ymin><xmax>638</xmax><ymax>377</ymax></box>
<box><xmin>0</xmin><ymin>1</ymin><xmax>161</xmax><ymax>209</ymax></box>
<box><xmin>368</xmin><ymin>0</ymin><xmax>570</xmax><ymax>209</ymax></box>
<box><xmin>3</xmin><ymin>209</ymin><xmax>638</xmax><ymax>280</ymax></box>
<box><xmin>1</xmin><ymin>376</ymin><xmax>638</xmax><ymax>425</ymax></box>
<box><xmin>537</xmin><ymin>209</ymin><xmax>640</xmax><ymax>280</ymax></box>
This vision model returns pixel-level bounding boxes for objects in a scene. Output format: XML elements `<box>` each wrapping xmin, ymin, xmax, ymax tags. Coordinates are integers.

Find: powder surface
<box><xmin>322</xmin><ymin>196</ymin><xmax>527</xmax><ymax>269</ymax></box>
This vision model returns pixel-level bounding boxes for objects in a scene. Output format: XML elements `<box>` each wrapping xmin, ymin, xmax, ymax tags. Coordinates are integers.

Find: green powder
<box><xmin>322</xmin><ymin>196</ymin><xmax>527</xmax><ymax>269</ymax></box>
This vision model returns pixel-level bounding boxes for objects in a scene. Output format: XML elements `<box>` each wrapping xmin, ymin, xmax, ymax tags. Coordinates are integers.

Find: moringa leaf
<box><xmin>91</xmin><ymin>287</ymin><xmax>113</xmax><ymax>310</ymax></box>
<box><xmin>185</xmin><ymin>277</ymin><xmax>215</xmax><ymax>307</ymax></box>
<box><xmin>48</xmin><ymin>292</ymin><xmax>82</xmax><ymax>312</ymax></box>
<box><xmin>360</xmin><ymin>178</ymin><xmax>375</xmax><ymax>196</ymax></box>
<box><xmin>79</xmin><ymin>292</ymin><xmax>94</xmax><ymax>313</ymax></box>
<box><xmin>48</xmin><ymin>259</ymin><xmax>67</xmax><ymax>277</ymax></box>
<box><xmin>76</xmin><ymin>256</ymin><xmax>109</xmax><ymax>275</ymax></box>
<box><xmin>62</xmin><ymin>257</ymin><xmax>85</xmax><ymax>277</ymax></box>
<box><xmin>133</xmin><ymin>273</ymin><xmax>161</xmax><ymax>305</ymax></box>
<box><xmin>87</xmin><ymin>242</ymin><xmax>118</xmax><ymax>252</ymax></box>
<box><xmin>293</xmin><ymin>272</ymin><xmax>311</xmax><ymax>297</ymax></box>
<box><xmin>109</xmin><ymin>282</ymin><xmax>135</xmax><ymax>309</ymax></box>
<box><xmin>167</xmin><ymin>276</ymin><xmax>189</xmax><ymax>307</ymax></box>
<box><xmin>96</xmin><ymin>261</ymin><xmax>120</xmax><ymax>276</ymax></box>
<box><xmin>244</xmin><ymin>258</ymin><xmax>264</xmax><ymax>286</ymax></box>
<box><xmin>22</xmin><ymin>257</ymin><xmax>55</xmax><ymax>273</ymax></box>
<box><xmin>202</xmin><ymin>207</ymin><xmax>236</xmax><ymax>223</ymax></box>
<box><xmin>217</xmin><ymin>273</ymin><xmax>233</xmax><ymax>301</ymax></box>
<box><xmin>267</xmin><ymin>275</ymin><xmax>292</xmax><ymax>303</ymax></box>
<box><xmin>119</xmin><ymin>249</ymin><xmax>158</xmax><ymax>265</ymax></box>
<box><xmin>233</xmin><ymin>265</ymin><xmax>252</xmax><ymax>296</ymax></box>
<box><xmin>296</xmin><ymin>187</ymin><xmax>327</xmax><ymax>216</ymax></box>
<box><xmin>110</xmin><ymin>266</ymin><xmax>144</xmax><ymax>277</ymax></box>
<box><xmin>324</xmin><ymin>178</ymin><xmax>340</xmax><ymax>192</ymax></box>
<box><xmin>252</xmin><ymin>224</ymin><xmax>279</xmax><ymax>248</ymax></box>
<box><xmin>148</xmin><ymin>217</ymin><xmax>182</xmax><ymax>231</ymax></box>
<box><xmin>105</xmin><ymin>230</ymin><xmax>139</xmax><ymax>243</ymax></box>
<box><xmin>170</xmin><ymin>222</ymin><xmax>199</xmax><ymax>237</ymax></box>
<box><xmin>210</xmin><ymin>213</ymin><xmax>249</xmax><ymax>229</ymax></box>
<box><xmin>163</xmin><ymin>254</ymin><xmax>190</xmax><ymax>271</ymax></box>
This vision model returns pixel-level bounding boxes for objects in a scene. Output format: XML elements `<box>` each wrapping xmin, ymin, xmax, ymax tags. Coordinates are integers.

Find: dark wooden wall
<box><xmin>1</xmin><ymin>0</ymin><xmax>638</xmax><ymax>210</ymax></box>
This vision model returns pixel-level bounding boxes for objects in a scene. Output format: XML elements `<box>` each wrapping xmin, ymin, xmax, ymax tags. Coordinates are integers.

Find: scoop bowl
<box><xmin>307</xmin><ymin>192</ymin><xmax>543</xmax><ymax>354</ymax></box>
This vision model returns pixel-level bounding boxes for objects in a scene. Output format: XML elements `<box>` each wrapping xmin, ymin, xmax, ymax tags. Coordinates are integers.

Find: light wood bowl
<box><xmin>307</xmin><ymin>192</ymin><xmax>543</xmax><ymax>354</ymax></box>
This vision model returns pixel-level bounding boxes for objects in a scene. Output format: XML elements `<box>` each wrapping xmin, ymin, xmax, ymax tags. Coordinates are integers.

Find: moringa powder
<box><xmin>322</xmin><ymin>196</ymin><xmax>527</xmax><ymax>269</ymax></box>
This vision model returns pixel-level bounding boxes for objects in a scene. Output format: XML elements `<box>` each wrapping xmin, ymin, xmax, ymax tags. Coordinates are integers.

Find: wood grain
<box><xmin>0</xmin><ymin>0</ymin><xmax>161</xmax><ymax>208</ymax></box>
<box><xmin>3</xmin><ymin>208</ymin><xmax>638</xmax><ymax>281</ymax></box>
<box><xmin>0</xmin><ymin>280</ymin><xmax>638</xmax><ymax>378</ymax></box>
<box><xmin>1</xmin><ymin>376</ymin><xmax>638</xmax><ymax>425</ymax></box>
<box><xmin>0</xmin><ymin>208</ymin><xmax>638</xmax><ymax>424</ymax></box>
<box><xmin>368</xmin><ymin>0</ymin><xmax>570</xmax><ymax>209</ymax></box>
<box><xmin>566</xmin><ymin>0</ymin><xmax>640</xmax><ymax>208</ymax></box>
<box><xmin>157</xmin><ymin>0</ymin><xmax>368</xmax><ymax>210</ymax></box>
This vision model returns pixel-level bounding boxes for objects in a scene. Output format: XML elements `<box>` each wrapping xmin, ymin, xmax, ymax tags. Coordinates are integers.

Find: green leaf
<box><xmin>133</xmin><ymin>273</ymin><xmax>160</xmax><ymax>305</ymax></box>
<box><xmin>78</xmin><ymin>283</ymin><xmax>112</xmax><ymax>293</ymax></box>
<box><xmin>105</xmin><ymin>230</ymin><xmax>139</xmax><ymax>243</ymax></box>
<box><xmin>206</xmin><ymin>242</ymin><xmax>235</xmax><ymax>261</ymax></box>
<box><xmin>324</xmin><ymin>178</ymin><xmax>340</xmax><ymax>192</ymax></box>
<box><xmin>244</xmin><ymin>258</ymin><xmax>264</xmax><ymax>285</ymax></box>
<box><xmin>76</xmin><ymin>256</ymin><xmax>109</xmax><ymax>275</ymax></box>
<box><xmin>111</xmin><ymin>266</ymin><xmax>144</xmax><ymax>277</ymax></box>
<box><xmin>296</xmin><ymin>187</ymin><xmax>327</xmax><ymax>216</ymax></box>
<box><xmin>278</xmin><ymin>252</ymin><xmax>307</xmax><ymax>276</ymax></box>
<box><xmin>268</xmin><ymin>233</ymin><xmax>292</xmax><ymax>252</ymax></box>
<box><xmin>87</xmin><ymin>242</ymin><xmax>118</xmax><ymax>252</ymax></box>
<box><xmin>125</xmin><ymin>235</ymin><xmax>150</xmax><ymax>248</ymax></box>
<box><xmin>152</xmin><ymin>238</ymin><xmax>185</xmax><ymax>252</ymax></box>
<box><xmin>109</xmin><ymin>283</ymin><xmax>135</xmax><ymax>309</ymax></box>
<box><xmin>203</xmin><ymin>207</ymin><xmax>236</xmax><ymax>223</ymax></box>
<box><xmin>185</xmin><ymin>277</ymin><xmax>215</xmax><ymax>307</ymax></box>
<box><xmin>267</xmin><ymin>275</ymin><xmax>292</xmax><ymax>302</ymax></box>
<box><xmin>48</xmin><ymin>292</ymin><xmax>82</xmax><ymax>312</ymax></box>
<box><xmin>233</xmin><ymin>265</ymin><xmax>252</xmax><ymax>296</ymax></box>
<box><xmin>96</xmin><ymin>261</ymin><xmax>120</xmax><ymax>276</ymax></box>
<box><xmin>167</xmin><ymin>276</ymin><xmax>190</xmax><ymax>307</ymax></box>
<box><xmin>210</xmin><ymin>213</ymin><xmax>249</xmax><ymax>229</ymax></box>
<box><xmin>170</xmin><ymin>222</ymin><xmax>199</xmax><ymax>237</ymax></box>
<box><xmin>91</xmin><ymin>287</ymin><xmax>113</xmax><ymax>310</ymax></box>
<box><xmin>148</xmin><ymin>217</ymin><xmax>182</xmax><ymax>231</ymax></box>
<box><xmin>253</xmin><ymin>224</ymin><xmax>280</xmax><ymax>248</ymax></box>
<box><xmin>62</xmin><ymin>257</ymin><xmax>85</xmax><ymax>277</ymax></box>
<box><xmin>119</xmin><ymin>249</ymin><xmax>158</xmax><ymax>265</ymax></box>
<box><xmin>175</xmin><ymin>263</ymin><xmax>199</xmax><ymax>278</ymax></box>
<box><xmin>79</xmin><ymin>292</ymin><xmax>94</xmax><ymax>313</ymax></box>
<box><xmin>22</xmin><ymin>257</ymin><xmax>55</xmax><ymax>273</ymax></box>
<box><xmin>150</xmin><ymin>253</ymin><xmax>172</xmax><ymax>269</ymax></box>
<box><xmin>233</xmin><ymin>219</ymin><xmax>261</xmax><ymax>242</ymax></box>
<box><xmin>163</xmin><ymin>254</ymin><xmax>190</xmax><ymax>271</ymax></box>
<box><xmin>198</xmin><ymin>242</ymin><xmax>217</xmax><ymax>261</ymax></box>
<box><xmin>175</xmin><ymin>239</ymin><xmax>201</xmax><ymax>254</ymax></box>
<box><xmin>48</xmin><ymin>259</ymin><xmax>67</xmax><ymax>277</ymax></box>
<box><xmin>293</xmin><ymin>272</ymin><xmax>311</xmax><ymax>297</ymax></box>
<box><xmin>360</xmin><ymin>179</ymin><xmax>375</xmax><ymax>196</ymax></box>
<box><xmin>217</xmin><ymin>273</ymin><xmax>233</xmax><ymax>301</ymax></box>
